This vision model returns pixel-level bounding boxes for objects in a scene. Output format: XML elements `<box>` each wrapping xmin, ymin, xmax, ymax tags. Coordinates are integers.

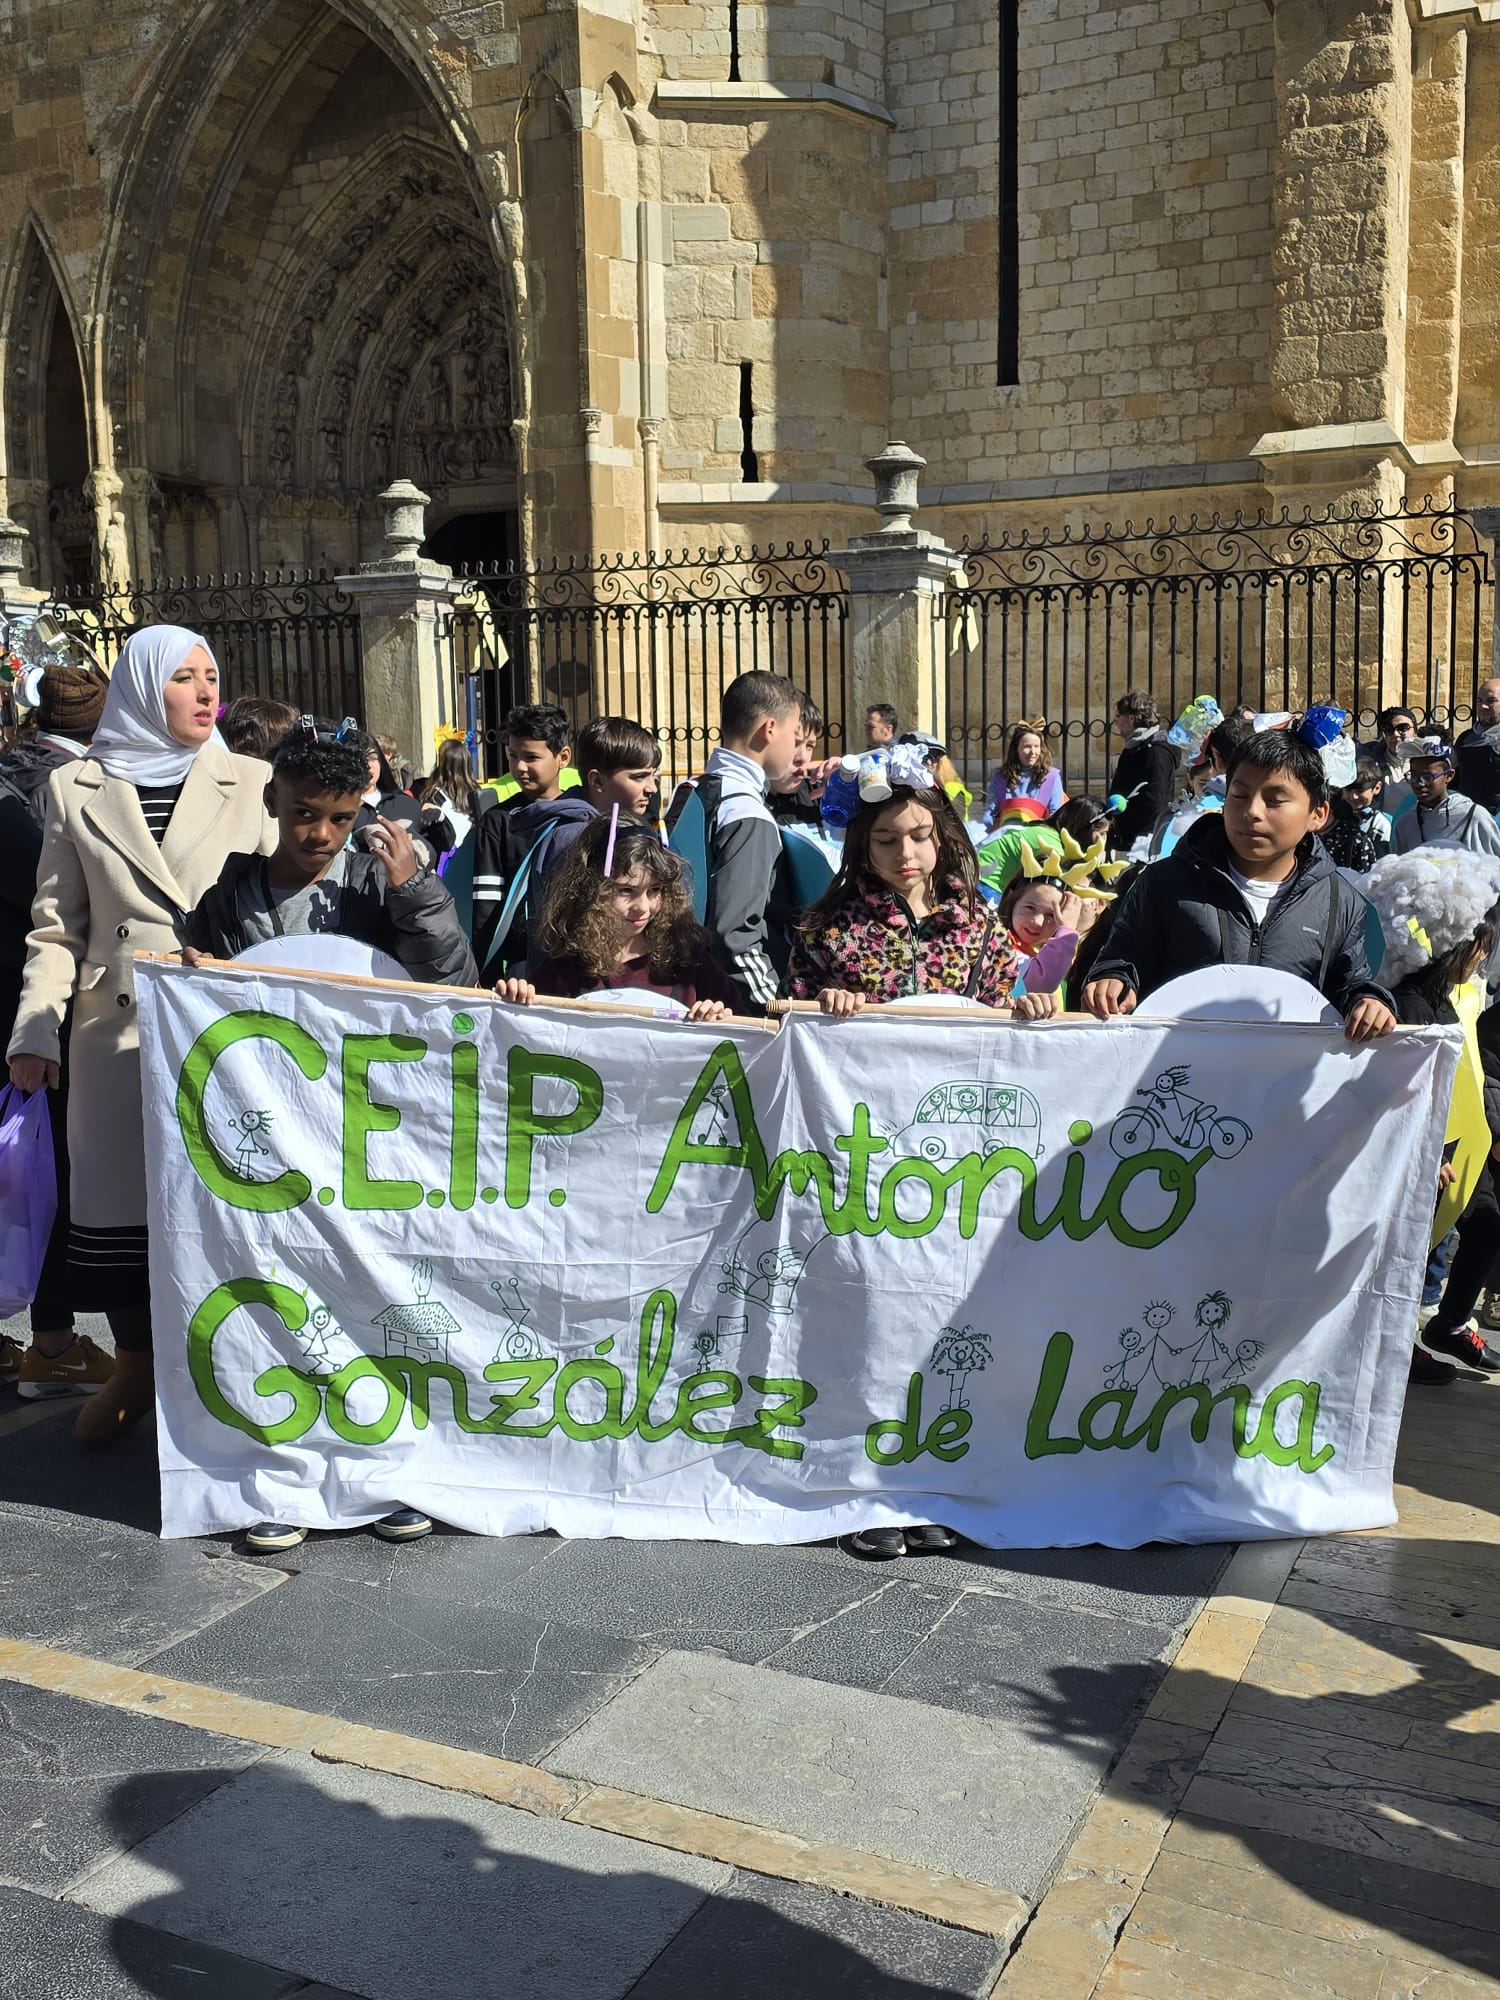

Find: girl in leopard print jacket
<box><xmin>785</xmin><ymin>781</ymin><xmax>1076</xmax><ymax>1012</ymax></box>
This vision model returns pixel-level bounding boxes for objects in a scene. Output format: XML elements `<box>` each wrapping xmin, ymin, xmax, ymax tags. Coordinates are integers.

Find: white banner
<box><xmin>137</xmin><ymin>960</ymin><xmax>1457</xmax><ymax>1547</ymax></box>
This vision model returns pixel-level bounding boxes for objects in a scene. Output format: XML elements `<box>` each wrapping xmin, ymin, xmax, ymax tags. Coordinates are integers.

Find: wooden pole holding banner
<box><xmin>139</xmin><ymin>953</ymin><xmax>778</xmax><ymax>1032</ymax></box>
<box><xmin>148</xmin><ymin>955</ymin><xmax>1089</xmax><ymax>1031</ymax></box>
<box><xmin>148</xmin><ymin>958</ymin><xmax>1403</xmax><ymax>1036</ymax></box>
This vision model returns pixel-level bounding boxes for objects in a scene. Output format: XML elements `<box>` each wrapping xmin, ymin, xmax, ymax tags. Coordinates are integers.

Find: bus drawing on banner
<box><xmin>897</xmin><ymin>1079</ymin><xmax>1045</xmax><ymax>1167</ymax></box>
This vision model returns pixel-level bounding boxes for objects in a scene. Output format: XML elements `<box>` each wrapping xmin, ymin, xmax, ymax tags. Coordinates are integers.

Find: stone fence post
<box><xmin>832</xmin><ymin>442</ymin><xmax>962</xmax><ymax>748</ymax></box>
<box><xmin>0</xmin><ymin>513</ymin><xmax>47</xmax><ymax>622</ymax></box>
<box><xmin>337</xmin><ymin>480</ymin><xmax>461</xmax><ymax>774</ymax></box>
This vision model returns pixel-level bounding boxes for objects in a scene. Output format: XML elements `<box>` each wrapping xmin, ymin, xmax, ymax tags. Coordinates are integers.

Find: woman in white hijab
<box><xmin>7</xmin><ymin>627</ymin><xmax>276</xmax><ymax>1442</ymax></box>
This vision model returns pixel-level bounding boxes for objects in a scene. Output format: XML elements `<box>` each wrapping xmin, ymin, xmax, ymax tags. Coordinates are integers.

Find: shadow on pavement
<box><xmin>1001</xmin><ymin>1558</ymin><xmax>1500</xmax><ymax>1982</ymax></box>
<box><xmin>81</xmin><ymin>1760</ymin><xmax>999</xmax><ymax>2000</ymax></box>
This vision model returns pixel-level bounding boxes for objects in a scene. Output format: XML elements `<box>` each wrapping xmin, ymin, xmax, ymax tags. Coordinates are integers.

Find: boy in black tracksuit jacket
<box><xmin>1085</xmin><ymin>731</ymin><xmax>1395</xmax><ymax>1033</ymax></box>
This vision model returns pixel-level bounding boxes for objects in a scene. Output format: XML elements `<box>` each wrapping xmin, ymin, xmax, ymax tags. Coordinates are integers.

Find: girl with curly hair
<box><xmin>493</xmin><ymin>816</ymin><xmax>738</xmax><ymax>1019</ymax></box>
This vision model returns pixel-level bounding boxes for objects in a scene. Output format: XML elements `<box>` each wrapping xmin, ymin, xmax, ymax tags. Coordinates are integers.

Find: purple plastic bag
<box><xmin>0</xmin><ymin>1083</ymin><xmax>58</xmax><ymax>1317</ymax></box>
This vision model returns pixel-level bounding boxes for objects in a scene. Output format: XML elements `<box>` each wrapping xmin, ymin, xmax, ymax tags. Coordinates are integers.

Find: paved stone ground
<box><xmin>0</xmin><ymin>1313</ymin><xmax>1229</xmax><ymax>1999</ymax></box>
<box><xmin>995</xmin><ymin>1377</ymin><xmax>1500</xmax><ymax>2000</ymax></box>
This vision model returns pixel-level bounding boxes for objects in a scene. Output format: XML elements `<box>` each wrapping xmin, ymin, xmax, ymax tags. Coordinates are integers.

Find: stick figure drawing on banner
<box><xmin>228</xmin><ymin>1108</ymin><xmax>273</xmax><ymax>1179</ymax></box>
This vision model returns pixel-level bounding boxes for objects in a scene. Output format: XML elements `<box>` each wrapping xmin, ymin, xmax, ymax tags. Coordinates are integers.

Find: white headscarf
<box><xmin>89</xmin><ymin>626</ymin><xmax>225</xmax><ymax>786</ymax></box>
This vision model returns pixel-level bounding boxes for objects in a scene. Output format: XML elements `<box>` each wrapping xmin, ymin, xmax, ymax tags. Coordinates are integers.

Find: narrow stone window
<box><xmin>738</xmin><ymin>361</ymin><xmax>759</xmax><ymax>480</ymax></box>
<box><xmin>997</xmin><ymin>0</ymin><xmax>1020</xmax><ymax>385</ymax></box>
<box><xmin>728</xmin><ymin>0</ymin><xmax>741</xmax><ymax>82</ymax></box>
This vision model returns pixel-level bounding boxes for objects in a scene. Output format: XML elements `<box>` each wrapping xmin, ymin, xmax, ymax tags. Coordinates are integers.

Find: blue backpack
<box><xmin>479</xmin><ymin>824</ymin><xmax>561</xmax><ymax>981</ymax></box>
<box><xmin>668</xmin><ymin>786</ymin><xmax>712</xmax><ymax>923</ymax></box>
<box><xmin>668</xmin><ymin>785</ymin><xmax>836</xmax><ymax>922</ymax></box>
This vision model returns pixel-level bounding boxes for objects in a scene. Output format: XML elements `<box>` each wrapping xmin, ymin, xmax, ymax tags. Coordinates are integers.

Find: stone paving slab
<box><xmin>1158</xmin><ymin>1814</ymin><xmax>1500</xmax><ymax>1949</ymax></box>
<box><xmin>1148</xmin><ymin>1833</ymin><xmax>1500</xmax><ymax>1981</ymax></box>
<box><xmin>0</xmin><ymin>1679</ymin><xmax>266</xmax><ymax>1894</ymax></box>
<box><xmin>1280</xmin><ymin>1538</ymin><xmax>1500</xmax><ymax>1650</ymax></box>
<box><xmin>622</xmin><ymin>1867</ymin><xmax>1005</xmax><ymax>1999</ymax></box>
<box><xmin>472</xmin><ymin>1535</ymin><xmax>968</xmax><ymax>1664</ymax></box>
<box><xmin>70</xmin><ymin>1751</ymin><xmax>729</xmax><ymax>2000</ymax></box>
<box><xmin>140</xmin><ymin>1570</ymin><xmax>659</xmax><ymax>1766</ymax></box>
<box><xmin>238</xmin><ymin>1520</ymin><xmax>561</xmax><ymax>1598</ymax></box>
<box><xmin>758</xmin><ymin>1575</ymin><xmax>972</xmax><ymax>1691</ymax></box>
<box><xmin>997</xmin><ymin>1383</ymin><xmax>1500</xmax><ymax>1998</ymax></box>
<box><xmin>546</xmin><ymin>1650</ymin><xmax>1114</xmax><ymax>1900</ymax></box>
<box><xmin>1231</xmin><ymin>1603</ymin><xmax>1500</xmax><ymax>1769</ymax></box>
<box><xmin>0</xmin><ymin>1883</ymin><xmax>360</xmax><ymax>2000</ymax></box>
<box><xmin>761</xmin><ymin>1581</ymin><xmax>1177</xmax><ymax>1735</ymax></box>
<box><xmin>936</xmin><ymin>1541</ymin><xmax>1229</xmax><ymax>1628</ymax></box>
<box><xmin>866</xmin><ymin>1587</ymin><xmax>1176</xmax><ymax>1735</ymax></box>
<box><xmin>1183</xmin><ymin>1709</ymin><xmax>1500</xmax><ymax>1891</ymax></box>
<box><xmin>0</xmin><ymin>1502</ymin><xmax>282</xmax><ymax>1668</ymax></box>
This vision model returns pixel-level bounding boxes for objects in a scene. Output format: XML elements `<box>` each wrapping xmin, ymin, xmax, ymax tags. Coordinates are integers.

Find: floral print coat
<box><xmin>786</xmin><ymin>879</ymin><xmax>1076</xmax><ymax>1006</ymax></box>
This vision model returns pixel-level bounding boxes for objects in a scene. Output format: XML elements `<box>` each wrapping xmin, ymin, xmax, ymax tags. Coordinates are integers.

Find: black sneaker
<box><xmin>244</xmin><ymin>1521</ymin><xmax>308</xmax><ymax>1552</ymax></box>
<box><xmin>1410</xmin><ymin>1348</ymin><xmax>1458</xmax><ymax>1387</ymax></box>
<box><xmin>904</xmin><ymin>1524</ymin><xmax>960</xmax><ymax>1552</ymax></box>
<box><xmin>372</xmin><ymin>1507</ymin><xmax>433</xmax><ymax>1542</ymax></box>
<box><xmin>1422</xmin><ymin>1325</ymin><xmax>1500</xmax><ymax>1373</ymax></box>
<box><xmin>843</xmin><ymin>1526</ymin><xmax>907</xmax><ymax>1560</ymax></box>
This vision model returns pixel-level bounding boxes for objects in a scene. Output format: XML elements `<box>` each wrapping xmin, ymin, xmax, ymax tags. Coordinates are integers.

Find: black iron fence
<box><xmin>946</xmin><ymin>505</ymin><xmax>1493</xmax><ymax>792</ymax></box>
<box><xmin>436</xmin><ymin>546</ymin><xmax>848</xmax><ymax>779</ymax></box>
<box><xmin>60</xmin><ymin>572</ymin><xmax>364</xmax><ymax>720</ymax></box>
<box><xmin>38</xmin><ymin>504</ymin><xmax>1498</xmax><ymax>797</ymax></box>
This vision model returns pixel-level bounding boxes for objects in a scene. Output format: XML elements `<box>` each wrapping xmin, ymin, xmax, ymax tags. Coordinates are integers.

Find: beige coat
<box><xmin>8</xmin><ymin>742</ymin><xmax>276</xmax><ymax>1228</ymax></box>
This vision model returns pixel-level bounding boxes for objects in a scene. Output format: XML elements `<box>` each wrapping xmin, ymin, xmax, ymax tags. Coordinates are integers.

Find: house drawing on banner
<box><xmin>374</xmin><ymin>1260</ymin><xmax>461</xmax><ymax>1365</ymax></box>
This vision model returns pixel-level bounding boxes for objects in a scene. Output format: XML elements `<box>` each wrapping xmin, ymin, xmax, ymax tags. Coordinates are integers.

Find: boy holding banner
<box><xmin>185</xmin><ymin>730</ymin><xmax>476</xmax><ymax>1550</ymax></box>
<box><xmin>186</xmin><ymin>731</ymin><xmax>476</xmax><ymax>987</ymax></box>
<box><xmin>1082</xmin><ymin>723</ymin><xmax>1396</xmax><ymax>1041</ymax></box>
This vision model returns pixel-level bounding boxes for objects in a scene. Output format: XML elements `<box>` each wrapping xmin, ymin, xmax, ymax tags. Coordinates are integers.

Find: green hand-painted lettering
<box><xmin>505</xmin><ymin>1047</ymin><xmax>603</xmax><ymax>1208</ymax></box>
<box><xmin>176</xmin><ymin>1014</ymin><xmax>326</xmax><ymax>1210</ymax></box>
<box><xmin>324</xmin><ymin>1356</ymin><xmax>407</xmax><ymax>1445</ymax></box>
<box><xmin>450</xmin><ymin>1041</ymin><xmax>480</xmax><ymax>1211</ymax></box>
<box><xmin>187</xmin><ymin>1278</ymin><xmax>323</xmax><ymax>1443</ymax></box>
<box><xmin>342</xmin><ymin>1033</ymin><xmax>426</xmax><ymax>1211</ymax></box>
<box><xmin>865</xmin><ymin>1373</ymin><xmax>973</xmax><ymax>1464</ymax></box>
<box><xmin>1025</xmin><ymin>1329</ymin><xmax>1334</xmax><ymax>1473</ymax></box>
<box><xmin>647</xmin><ymin>1043</ymin><xmax>769</xmax><ymax>1211</ymax></box>
<box><xmin>726</xmin><ymin>1375</ymin><xmax>818</xmax><ymax>1460</ymax></box>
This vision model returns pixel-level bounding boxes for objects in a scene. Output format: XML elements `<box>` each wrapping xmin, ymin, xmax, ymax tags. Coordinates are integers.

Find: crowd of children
<box><xmin>6</xmin><ymin>638</ymin><xmax>1500</xmax><ymax>1560</ymax></box>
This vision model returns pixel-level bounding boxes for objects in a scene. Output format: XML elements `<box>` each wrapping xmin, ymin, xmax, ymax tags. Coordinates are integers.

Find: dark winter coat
<box><xmin>470</xmin><ymin>792</ymin><xmax>599</xmax><ymax>971</ymax></box>
<box><xmin>1455</xmin><ymin>726</ymin><xmax>1500</xmax><ymax>818</ymax></box>
<box><xmin>1085</xmin><ymin>814</ymin><xmax>1393</xmax><ymax>1016</ymax></box>
<box><xmin>186</xmin><ymin>848</ymin><xmax>477</xmax><ymax>987</ymax></box>
<box><xmin>1109</xmin><ymin>729</ymin><xmax>1180</xmax><ymax>851</ymax></box>
<box><xmin>353</xmin><ymin>788</ymin><xmax>423</xmax><ymax>842</ymax></box>
<box><xmin>0</xmin><ymin>739</ymin><xmax>78</xmax><ymax>982</ymax></box>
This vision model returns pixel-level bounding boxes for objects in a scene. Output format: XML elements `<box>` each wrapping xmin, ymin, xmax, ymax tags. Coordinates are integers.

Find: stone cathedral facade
<box><xmin>1</xmin><ymin>0</ymin><xmax>1497</xmax><ymax>593</ymax></box>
